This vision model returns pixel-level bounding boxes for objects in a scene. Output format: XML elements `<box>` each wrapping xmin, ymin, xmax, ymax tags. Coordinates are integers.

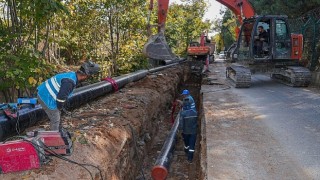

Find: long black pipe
<box><xmin>0</xmin><ymin>104</ymin><xmax>46</xmax><ymax>141</ymax></box>
<box><xmin>66</xmin><ymin>70</ymin><xmax>148</xmax><ymax>109</ymax></box>
<box><xmin>0</xmin><ymin>62</ymin><xmax>184</xmax><ymax>141</ymax></box>
<box><xmin>151</xmin><ymin>111</ymin><xmax>180</xmax><ymax>180</ymax></box>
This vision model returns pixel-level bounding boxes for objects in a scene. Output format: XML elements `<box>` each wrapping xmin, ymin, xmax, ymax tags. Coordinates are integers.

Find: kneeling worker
<box><xmin>37</xmin><ymin>61</ymin><xmax>100</xmax><ymax>131</ymax></box>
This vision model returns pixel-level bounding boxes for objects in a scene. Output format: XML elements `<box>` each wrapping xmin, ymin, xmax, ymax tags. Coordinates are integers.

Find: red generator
<box><xmin>0</xmin><ymin>138</ymin><xmax>47</xmax><ymax>174</ymax></box>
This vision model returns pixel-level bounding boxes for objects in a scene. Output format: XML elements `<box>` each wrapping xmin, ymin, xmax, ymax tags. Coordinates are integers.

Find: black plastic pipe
<box><xmin>65</xmin><ymin>70</ymin><xmax>148</xmax><ymax>109</ymax></box>
<box><xmin>148</xmin><ymin>58</ymin><xmax>187</xmax><ymax>74</ymax></box>
<box><xmin>0</xmin><ymin>63</ymin><xmax>184</xmax><ymax>141</ymax></box>
<box><xmin>0</xmin><ymin>104</ymin><xmax>46</xmax><ymax>140</ymax></box>
<box><xmin>151</xmin><ymin>111</ymin><xmax>181</xmax><ymax>180</ymax></box>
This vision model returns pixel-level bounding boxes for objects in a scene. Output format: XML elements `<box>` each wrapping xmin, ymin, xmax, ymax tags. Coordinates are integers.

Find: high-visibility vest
<box><xmin>37</xmin><ymin>72</ymin><xmax>77</xmax><ymax>110</ymax></box>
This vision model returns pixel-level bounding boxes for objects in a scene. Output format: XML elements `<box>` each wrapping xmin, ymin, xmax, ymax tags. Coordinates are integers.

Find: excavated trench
<box><xmin>0</xmin><ymin>63</ymin><xmax>203</xmax><ymax>180</ymax></box>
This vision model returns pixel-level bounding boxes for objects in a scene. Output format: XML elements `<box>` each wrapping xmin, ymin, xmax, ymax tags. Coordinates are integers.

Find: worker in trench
<box><xmin>37</xmin><ymin>61</ymin><xmax>100</xmax><ymax>131</ymax></box>
<box><xmin>177</xmin><ymin>89</ymin><xmax>198</xmax><ymax>163</ymax></box>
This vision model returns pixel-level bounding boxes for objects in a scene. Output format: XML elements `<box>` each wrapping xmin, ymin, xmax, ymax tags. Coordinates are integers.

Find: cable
<box><xmin>126</xmin><ymin>124</ymin><xmax>146</xmax><ymax>180</ymax></box>
<box><xmin>4</xmin><ymin>135</ymin><xmax>103</xmax><ymax>180</ymax></box>
<box><xmin>26</xmin><ymin>138</ymin><xmax>103</xmax><ymax>180</ymax></box>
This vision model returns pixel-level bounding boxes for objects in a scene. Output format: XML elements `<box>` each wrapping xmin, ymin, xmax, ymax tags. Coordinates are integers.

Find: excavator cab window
<box><xmin>237</xmin><ymin>21</ymin><xmax>254</xmax><ymax>60</ymax></box>
<box><xmin>274</xmin><ymin>19</ymin><xmax>291</xmax><ymax>59</ymax></box>
<box><xmin>253</xmin><ymin>19</ymin><xmax>271</xmax><ymax>58</ymax></box>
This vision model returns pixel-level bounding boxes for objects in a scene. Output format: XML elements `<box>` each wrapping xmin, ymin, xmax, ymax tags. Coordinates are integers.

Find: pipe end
<box><xmin>151</xmin><ymin>165</ymin><xmax>168</xmax><ymax>180</ymax></box>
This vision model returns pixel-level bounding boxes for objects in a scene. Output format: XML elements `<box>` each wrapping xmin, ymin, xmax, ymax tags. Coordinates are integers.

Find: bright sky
<box><xmin>169</xmin><ymin>0</ymin><xmax>225</xmax><ymax>21</ymax></box>
<box><xmin>170</xmin><ymin>0</ymin><xmax>226</xmax><ymax>36</ymax></box>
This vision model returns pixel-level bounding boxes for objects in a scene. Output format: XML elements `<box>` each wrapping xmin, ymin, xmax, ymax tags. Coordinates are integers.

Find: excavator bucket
<box><xmin>143</xmin><ymin>32</ymin><xmax>177</xmax><ymax>60</ymax></box>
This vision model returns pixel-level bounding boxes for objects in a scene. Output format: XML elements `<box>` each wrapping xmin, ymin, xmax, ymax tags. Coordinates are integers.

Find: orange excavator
<box><xmin>143</xmin><ymin>0</ymin><xmax>177</xmax><ymax>61</ymax></box>
<box><xmin>217</xmin><ymin>0</ymin><xmax>310</xmax><ymax>87</ymax></box>
<box><xmin>143</xmin><ymin>0</ymin><xmax>311</xmax><ymax>87</ymax></box>
<box><xmin>187</xmin><ymin>32</ymin><xmax>215</xmax><ymax>63</ymax></box>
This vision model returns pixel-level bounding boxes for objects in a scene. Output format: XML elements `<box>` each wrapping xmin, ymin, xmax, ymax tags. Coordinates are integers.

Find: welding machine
<box><xmin>0</xmin><ymin>137</ymin><xmax>47</xmax><ymax>174</ymax></box>
<box><xmin>0</xmin><ymin>129</ymin><xmax>73</xmax><ymax>174</ymax></box>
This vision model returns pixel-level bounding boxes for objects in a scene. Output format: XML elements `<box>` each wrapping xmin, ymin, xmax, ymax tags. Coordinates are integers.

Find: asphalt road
<box><xmin>203</xmin><ymin>59</ymin><xmax>320</xmax><ymax>179</ymax></box>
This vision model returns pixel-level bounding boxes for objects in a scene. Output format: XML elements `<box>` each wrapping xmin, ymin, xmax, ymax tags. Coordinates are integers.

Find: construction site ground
<box><xmin>0</xmin><ymin>63</ymin><xmax>202</xmax><ymax>180</ymax></box>
<box><xmin>2</xmin><ymin>58</ymin><xmax>320</xmax><ymax>179</ymax></box>
<box><xmin>202</xmin><ymin>59</ymin><xmax>320</xmax><ymax>179</ymax></box>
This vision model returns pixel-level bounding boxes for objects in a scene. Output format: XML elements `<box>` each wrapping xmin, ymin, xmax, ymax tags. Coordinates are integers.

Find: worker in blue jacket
<box><xmin>177</xmin><ymin>89</ymin><xmax>196</xmax><ymax>111</ymax></box>
<box><xmin>37</xmin><ymin>61</ymin><xmax>100</xmax><ymax>131</ymax></box>
<box><xmin>178</xmin><ymin>89</ymin><xmax>198</xmax><ymax>163</ymax></box>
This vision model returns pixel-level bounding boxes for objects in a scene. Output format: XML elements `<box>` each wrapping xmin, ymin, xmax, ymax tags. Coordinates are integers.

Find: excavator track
<box><xmin>271</xmin><ymin>66</ymin><xmax>311</xmax><ymax>87</ymax></box>
<box><xmin>226</xmin><ymin>64</ymin><xmax>251</xmax><ymax>88</ymax></box>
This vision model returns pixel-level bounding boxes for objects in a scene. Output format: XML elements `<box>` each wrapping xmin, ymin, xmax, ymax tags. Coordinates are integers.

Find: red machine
<box><xmin>0</xmin><ymin>138</ymin><xmax>46</xmax><ymax>174</ymax></box>
<box><xmin>0</xmin><ymin>129</ymin><xmax>72</xmax><ymax>174</ymax></box>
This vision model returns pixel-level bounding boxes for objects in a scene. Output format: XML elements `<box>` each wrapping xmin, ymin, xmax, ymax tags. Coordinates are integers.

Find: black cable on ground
<box><xmin>4</xmin><ymin>136</ymin><xmax>103</xmax><ymax>180</ymax></box>
<box><xmin>126</xmin><ymin>123</ymin><xmax>146</xmax><ymax>180</ymax></box>
<box><xmin>26</xmin><ymin>138</ymin><xmax>104</xmax><ymax>180</ymax></box>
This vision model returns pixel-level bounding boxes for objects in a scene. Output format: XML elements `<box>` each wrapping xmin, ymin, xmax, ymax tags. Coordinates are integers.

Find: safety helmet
<box><xmin>181</xmin><ymin>89</ymin><xmax>190</xmax><ymax>95</ymax></box>
<box><xmin>79</xmin><ymin>61</ymin><xmax>100</xmax><ymax>75</ymax></box>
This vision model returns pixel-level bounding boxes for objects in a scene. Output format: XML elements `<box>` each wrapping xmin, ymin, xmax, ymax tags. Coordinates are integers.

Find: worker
<box><xmin>177</xmin><ymin>89</ymin><xmax>196</xmax><ymax>111</ymax></box>
<box><xmin>179</xmin><ymin>95</ymin><xmax>198</xmax><ymax>164</ymax></box>
<box><xmin>254</xmin><ymin>26</ymin><xmax>269</xmax><ymax>56</ymax></box>
<box><xmin>37</xmin><ymin>61</ymin><xmax>100</xmax><ymax>131</ymax></box>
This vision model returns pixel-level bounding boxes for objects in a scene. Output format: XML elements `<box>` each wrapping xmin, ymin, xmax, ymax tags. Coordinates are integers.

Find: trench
<box><xmin>0</xmin><ymin>62</ymin><xmax>204</xmax><ymax>180</ymax></box>
<box><xmin>136</xmin><ymin>64</ymin><xmax>203</xmax><ymax>180</ymax></box>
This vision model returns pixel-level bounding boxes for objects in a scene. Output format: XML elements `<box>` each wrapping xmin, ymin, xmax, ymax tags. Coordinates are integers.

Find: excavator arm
<box><xmin>216</xmin><ymin>0</ymin><xmax>255</xmax><ymax>39</ymax></box>
<box><xmin>143</xmin><ymin>0</ymin><xmax>177</xmax><ymax>61</ymax></box>
<box><xmin>216</xmin><ymin>0</ymin><xmax>255</xmax><ymax>24</ymax></box>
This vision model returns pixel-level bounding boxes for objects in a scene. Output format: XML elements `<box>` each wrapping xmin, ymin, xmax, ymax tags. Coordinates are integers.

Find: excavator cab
<box><xmin>235</xmin><ymin>16</ymin><xmax>293</xmax><ymax>62</ymax></box>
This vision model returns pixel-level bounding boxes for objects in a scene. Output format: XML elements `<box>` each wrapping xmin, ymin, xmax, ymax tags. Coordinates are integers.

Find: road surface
<box><xmin>202</xmin><ymin>59</ymin><xmax>320</xmax><ymax>179</ymax></box>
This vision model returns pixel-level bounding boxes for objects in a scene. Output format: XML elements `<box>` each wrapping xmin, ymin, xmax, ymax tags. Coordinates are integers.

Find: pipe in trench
<box><xmin>0</xmin><ymin>59</ymin><xmax>186</xmax><ymax>141</ymax></box>
<box><xmin>151</xmin><ymin>110</ymin><xmax>181</xmax><ymax>180</ymax></box>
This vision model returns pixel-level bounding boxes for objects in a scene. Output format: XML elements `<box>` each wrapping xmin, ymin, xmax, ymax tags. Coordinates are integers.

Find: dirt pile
<box><xmin>0</xmin><ymin>65</ymin><xmax>187</xmax><ymax>180</ymax></box>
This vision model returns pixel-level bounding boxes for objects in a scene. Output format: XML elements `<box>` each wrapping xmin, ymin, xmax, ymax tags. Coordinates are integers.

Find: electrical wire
<box><xmin>4</xmin><ymin>135</ymin><xmax>104</xmax><ymax>180</ymax></box>
<box><xmin>24</xmin><ymin>138</ymin><xmax>104</xmax><ymax>180</ymax></box>
<box><xmin>126</xmin><ymin>124</ymin><xmax>146</xmax><ymax>180</ymax></box>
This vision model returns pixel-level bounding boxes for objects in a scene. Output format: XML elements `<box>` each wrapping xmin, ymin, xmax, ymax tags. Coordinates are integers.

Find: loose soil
<box><xmin>0</xmin><ymin>63</ymin><xmax>202</xmax><ymax>180</ymax></box>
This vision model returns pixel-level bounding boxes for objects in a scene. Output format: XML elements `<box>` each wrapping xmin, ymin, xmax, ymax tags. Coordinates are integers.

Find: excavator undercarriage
<box><xmin>226</xmin><ymin>64</ymin><xmax>311</xmax><ymax>88</ymax></box>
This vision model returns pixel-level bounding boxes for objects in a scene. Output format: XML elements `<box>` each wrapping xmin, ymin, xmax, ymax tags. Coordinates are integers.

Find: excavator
<box><xmin>187</xmin><ymin>32</ymin><xmax>215</xmax><ymax>63</ymax></box>
<box><xmin>143</xmin><ymin>0</ymin><xmax>311</xmax><ymax>88</ymax></box>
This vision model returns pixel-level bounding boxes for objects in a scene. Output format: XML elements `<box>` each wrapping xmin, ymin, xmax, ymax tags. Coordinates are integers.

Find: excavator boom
<box><xmin>216</xmin><ymin>0</ymin><xmax>255</xmax><ymax>24</ymax></box>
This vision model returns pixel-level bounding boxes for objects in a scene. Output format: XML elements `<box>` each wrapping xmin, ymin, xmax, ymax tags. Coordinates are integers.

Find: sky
<box><xmin>169</xmin><ymin>0</ymin><xmax>226</xmax><ymax>37</ymax></box>
<box><xmin>169</xmin><ymin>0</ymin><xmax>225</xmax><ymax>21</ymax></box>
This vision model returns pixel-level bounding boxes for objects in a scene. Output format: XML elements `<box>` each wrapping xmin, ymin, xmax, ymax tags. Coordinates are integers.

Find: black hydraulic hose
<box><xmin>151</xmin><ymin>110</ymin><xmax>181</xmax><ymax>180</ymax></box>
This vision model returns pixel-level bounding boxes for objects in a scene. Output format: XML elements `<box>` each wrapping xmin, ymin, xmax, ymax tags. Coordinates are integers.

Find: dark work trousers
<box><xmin>182</xmin><ymin>133</ymin><xmax>197</xmax><ymax>161</ymax></box>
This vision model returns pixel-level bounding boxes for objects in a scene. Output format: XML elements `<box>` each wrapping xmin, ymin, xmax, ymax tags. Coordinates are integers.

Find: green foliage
<box><xmin>249</xmin><ymin>0</ymin><xmax>320</xmax><ymax>18</ymax></box>
<box><xmin>212</xmin><ymin>9</ymin><xmax>236</xmax><ymax>52</ymax></box>
<box><xmin>0</xmin><ymin>0</ymin><xmax>212</xmax><ymax>102</ymax></box>
<box><xmin>165</xmin><ymin>0</ymin><xmax>211</xmax><ymax>56</ymax></box>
